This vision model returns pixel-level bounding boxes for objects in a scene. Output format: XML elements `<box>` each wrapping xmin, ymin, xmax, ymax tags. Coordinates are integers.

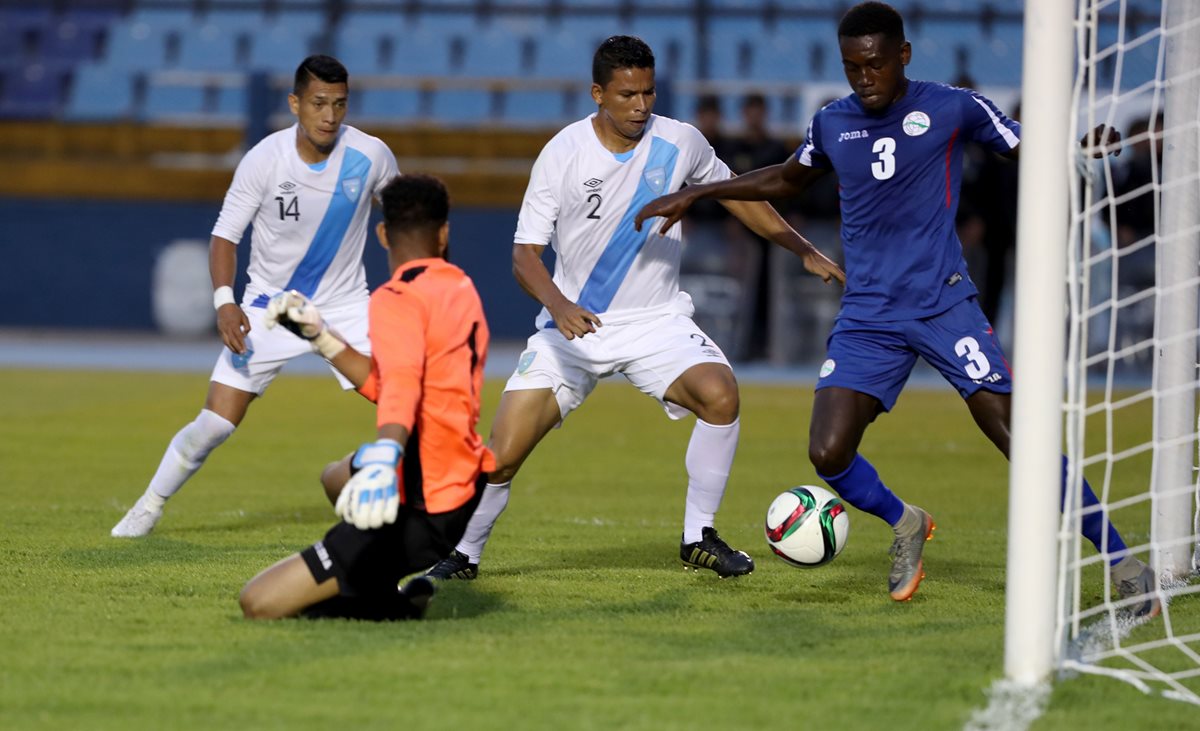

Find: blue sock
<box><xmin>1060</xmin><ymin>456</ymin><xmax>1127</xmax><ymax>565</ymax></box>
<box><xmin>820</xmin><ymin>454</ymin><xmax>905</xmax><ymax>526</ymax></box>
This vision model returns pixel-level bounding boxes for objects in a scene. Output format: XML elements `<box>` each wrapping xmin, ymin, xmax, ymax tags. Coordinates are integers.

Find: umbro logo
<box><xmin>279</xmin><ymin>181</ymin><xmax>297</xmax><ymax>192</ymax></box>
<box><xmin>584</xmin><ymin>178</ymin><xmax>603</xmax><ymax>188</ymax></box>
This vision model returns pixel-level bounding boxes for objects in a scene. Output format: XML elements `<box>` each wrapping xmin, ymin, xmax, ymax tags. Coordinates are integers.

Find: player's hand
<box><xmin>546</xmin><ymin>299</ymin><xmax>602</xmax><ymax>340</ymax></box>
<box><xmin>335</xmin><ymin>439</ymin><xmax>404</xmax><ymax>530</ymax></box>
<box><xmin>264</xmin><ymin>290</ymin><xmax>325</xmax><ymax>340</ymax></box>
<box><xmin>216</xmin><ymin>303</ymin><xmax>251</xmax><ymax>354</ymax></box>
<box><xmin>634</xmin><ymin>190</ymin><xmax>696</xmax><ymax>237</ymax></box>
<box><xmin>1080</xmin><ymin>124</ymin><xmax>1121</xmax><ymax>158</ymax></box>
<box><xmin>264</xmin><ymin>290</ymin><xmax>347</xmax><ymax>359</ymax></box>
<box><xmin>800</xmin><ymin>243</ymin><xmax>845</xmax><ymax>285</ymax></box>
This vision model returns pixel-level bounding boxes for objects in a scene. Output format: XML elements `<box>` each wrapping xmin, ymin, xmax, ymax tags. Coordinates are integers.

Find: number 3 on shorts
<box><xmin>954</xmin><ymin>336</ymin><xmax>991</xmax><ymax>380</ymax></box>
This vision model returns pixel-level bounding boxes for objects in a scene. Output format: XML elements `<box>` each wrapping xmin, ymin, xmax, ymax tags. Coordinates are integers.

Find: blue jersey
<box><xmin>796</xmin><ymin>80</ymin><xmax>1020</xmax><ymax>321</ymax></box>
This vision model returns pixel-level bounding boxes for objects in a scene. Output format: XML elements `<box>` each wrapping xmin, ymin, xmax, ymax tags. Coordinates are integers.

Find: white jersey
<box><xmin>514</xmin><ymin>113</ymin><xmax>732</xmax><ymax>327</ymax></box>
<box><xmin>212</xmin><ymin>123</ymin><xmax>399</xmax><ymax>310</ymax></box>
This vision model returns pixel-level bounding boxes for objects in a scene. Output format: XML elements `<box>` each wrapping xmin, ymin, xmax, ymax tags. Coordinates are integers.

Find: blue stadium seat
<box><xmin>358</xmin><ymin>88</ymin><xmax>423</xmax><ymax>123</ymax></box>
<box><xmin>214</xmin><ymin>84</ymin><xmax>246</xmax><ymax>118</ymax></box>
<box><xmin>248</xmin><ymin>22</ymin><xmax>314</xmax><ymax>73</ymax></box>
<box><xmin>533</xmin><ymin>19</ymin><xmax>617</xmax><ymax>79</ymax></box>
<box><xmin>40</xmin><ymin>9</ymin><xmax>116</xmax><ymax>64</ymax></box>
<box><xmin>501</xmin><ymin>88</ymin><xmax>570</xmax><ymax>126</ymax></box>
<box><xmin>766</xmin><ymin>18</ymin><xmax>841</xmax><ymax>83</ymax></box>
<box><xmin>390</xmin><ymin>32</ymin><xmax>457</xmax><ymax>76</ymax></box>
<box><xmin>707</xmin><ymin>18</ymin><xmax>770</xmax><ymax>81</ymax></box>
<box><xmin>459</xmin><ymin>27</ymin><xmax>531</xmax><ymax>77</ymax></box>
<box><xmin>335</xmin><ymin>12</ymin><xmax>412</xmax><ymax>75</ymax></box>
<box><xmin>176</xmin><ymin>23</ymin><xmax>242</xmax><ymax>71</ymax></box>
<box><xmin>0</xmin><ymin>63</ymin><xmax>68</xmax><ymax>118</ymax></box>
<box><xmin>144</xmin><ymin>77</ymin><xmax>207</xmax><ymax>119</ymax></box>
<box><xmin>103</xmin><ymin>15</ymin><xmax>181</xmax><ymax>70</ymax></box>
<box><xmin>63</xmin><ymin>65</ymin><xmax>136</xmax><ymax>119</ymax></box>
<box><xmin>430</xmin><ymin>88</ymin><xmax>494</xmax><ymax>125</ymax></box>
<box><xmin>626</xmin><ymin>16</ymin><xmax>699</xmax><ymax>81</ymax></box>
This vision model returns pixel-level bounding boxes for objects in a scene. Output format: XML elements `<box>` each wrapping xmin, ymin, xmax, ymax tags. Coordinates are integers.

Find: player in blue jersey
<box><xmin>112</xmin><ymin>56</ymin><xmax>399</xmax><ymax>538</ymax></box>
<box><xmin>425</xmin><ymin>35</ymin><xmax>843</xmax><ymax>582</ymax></box>
<box><xmin>635</xmin><ymin>2</ymin><xmax>1159</xmax><ymax>616</ymax></box>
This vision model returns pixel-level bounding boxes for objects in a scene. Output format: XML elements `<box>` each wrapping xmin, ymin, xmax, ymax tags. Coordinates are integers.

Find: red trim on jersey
<box><xmin>944</xmin><ymin>127</ymin><xmax>960</xmax><ymax>209</ymax></box>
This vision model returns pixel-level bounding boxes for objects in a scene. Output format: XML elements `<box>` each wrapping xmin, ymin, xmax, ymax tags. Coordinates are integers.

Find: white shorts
<box><xmin>210</xmin><ymin>299</ymin><xmax>370</xmax><ymax>396</ymax></box>
<box><xmin>505</xmin><ymin>297</ymin><xmax>732</xmax><ymax>422</ymax></box>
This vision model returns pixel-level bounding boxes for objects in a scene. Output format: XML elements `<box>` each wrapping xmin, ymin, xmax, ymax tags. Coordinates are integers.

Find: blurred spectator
<box><xmin>957</xmin><ymin>81</ymin><xmax>1020</xmax><ymax>326</ymax></box>
<box><xmin>730</xmin><ymin>92</ymin><xmax>799</xmax><ymax>360</ymax></box>
<box><xmin>688</xmin><ymin>93</ymin><xmax>736</xmax><ymax>224</ymax></box>
<box><xmin>1112</xmin><ymin>112</ymin><xmax>1162</xmax><ymax>291</ymax></box>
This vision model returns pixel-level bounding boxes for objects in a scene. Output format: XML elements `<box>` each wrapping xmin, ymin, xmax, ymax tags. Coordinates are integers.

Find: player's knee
<box><xmin>320</xmin><ymin>455</ymin><xmax>352</xmax><ymax>505</ymax></box>
<box><xmin>808</xmin><ymin>440</ymin><xmax>853</xmax><ymax>477</ymax></box>
<box><xmin>690</xmin><ymin>377</ymin><xmax>739</xmax><ymax>424</ymax></box>
<box><xmin>239</xmin><ymin>582</ymin><xmax>276</xmax><ymax>620</ymax></box>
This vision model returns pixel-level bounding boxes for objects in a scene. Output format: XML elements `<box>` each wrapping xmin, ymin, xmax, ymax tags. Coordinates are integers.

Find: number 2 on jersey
<box><xmin>586</xmin><ymin>193</ymin><xmax>602</xmax><ymax>220</ymax></box>
<box><xmin>275</xmin><ymin>196</ymin><xmax>300</xmax><ymax>221</ymax></box>
<box><xmin>871</xmin><ymin>137</ymin><xmax>896</xmax><ymax>180</ymax></box>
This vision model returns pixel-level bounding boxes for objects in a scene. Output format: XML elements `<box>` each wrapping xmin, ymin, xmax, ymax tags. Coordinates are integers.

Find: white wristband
<box><xmin>213</xmin><ymin>286</ymin><xmax>235</xmax><ymax>310</ymax></box>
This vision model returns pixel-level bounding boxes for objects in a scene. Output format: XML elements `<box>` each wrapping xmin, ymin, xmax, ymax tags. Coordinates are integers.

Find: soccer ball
<box><xmin>764</xmin><ymin>485</ymin><xmax>850</xmax><ymax>568</ymax></box>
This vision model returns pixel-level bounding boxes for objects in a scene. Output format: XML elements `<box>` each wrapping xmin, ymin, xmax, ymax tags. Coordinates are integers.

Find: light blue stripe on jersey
<box><xmin>283</xmin><ymin>146</ymin><xmax>371</xmax><ymax>299</ymax></box>
<box><xmin>575</xmin><ymin>136</ymin><xmax>680</xmax><ymax>314</ymax></box>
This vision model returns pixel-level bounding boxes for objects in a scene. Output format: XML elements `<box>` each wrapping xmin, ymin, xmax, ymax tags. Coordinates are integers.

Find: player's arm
<box><xmin>719</xmin><ymin>200</ymin><xmax>844</xmax><ymax>285</ymax></box>
<box><xmin>513</xmin><ymin>242</ymin><xmax>602</xmax><ymax>339</ymax></box>
<box><xmin>634</xmin><ymin>157</ymin><xmax>827</xmax><ymax>237</ymax></box>
<box><xmin>210</xmin><ymin>235</ymin><xmax>251</xmax><ymax>354</ymax></box>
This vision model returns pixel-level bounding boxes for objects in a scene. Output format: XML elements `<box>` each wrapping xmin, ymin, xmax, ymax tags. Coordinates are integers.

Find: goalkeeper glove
<box><xmin>335</xmin><ymin>439</ymin><xmax>404</xmax><ymax>530</ymax></box>
<box><xmin>264</xmin><ymin>289</ymin><xmax>346</xmax><ymax>359</ymax></box>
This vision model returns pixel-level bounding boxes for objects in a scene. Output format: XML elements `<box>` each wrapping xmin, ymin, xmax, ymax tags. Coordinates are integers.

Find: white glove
<box><xmin>264</xmin><ymin>290</ymin><xmax>345</xmax><ymax>359</ymax></box>
<box><xmin>335</xmin><ymin>439</ymin><xmax>404</xmax><ymax>530</ymax></box>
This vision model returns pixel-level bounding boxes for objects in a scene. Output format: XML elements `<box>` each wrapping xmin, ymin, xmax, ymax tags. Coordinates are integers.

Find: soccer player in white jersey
<box><xmin>426</xmin><ymin>36</ymin><xmax>844</xmax><ymax>580</ymax></box>
<box><xmin>112</xmin><ymin>55</ymin><xmax>400</xmax><ymax>538</ymax></box>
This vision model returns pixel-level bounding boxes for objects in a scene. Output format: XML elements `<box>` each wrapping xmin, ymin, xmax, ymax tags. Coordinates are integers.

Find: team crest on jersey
<box><xmin>902</xmin><ymin>111</ymin><xmax>931</xmax><ymax>136</ymax></box>
<box><xmin>643</xmin><ymin>167</ymin><xmax>667</xmax><ymax>195</ymax></box>
<box><xmin>517</xmin><ymin>350</ymin><xmax>537</xmax><ymax>375</ymax></box>
<box><xmin>342</xmin><ymin>177</ymin><xmax>362</xmax><ymax>202</ymax></box>
<box><xmin>819</xmin><ymin>358</ymin><xmax>836</xmax><ymax>378</ymax></box>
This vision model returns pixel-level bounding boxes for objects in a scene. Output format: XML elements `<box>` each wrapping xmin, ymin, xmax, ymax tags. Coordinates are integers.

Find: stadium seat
<box><xmin>430</xmin><ymin>88</ymin><xmax>494</xmax><ymax>125</ymax></box>
<box><xmin>358</xmin><ymin>87</ymin><xmax>423</xmax><ymax>123</ymax></box>
<box><xmin>247</xmin><ymin>23</ymin><xmax>315</xmax><ymax>73</ymax></box>
<box><xmin>626</xmin><ymin>16</ymin><xmax>699</xmax><ymax>81</ymax></box>
<box><xmin>0</xmin><ymin>62</ymin><xmax>68</xmax><ymax>118</ymax></box>
<box><xmin>176</xmin><ymin>23</ymin><xmax>243</xmax><ymax>72</ymax></box>
<box><xmin>40</xmin><ymin>9</ymin><xmax>116</xmax><ymax>65</ymax></box>
<box><xmin>212</xmin><ymin>84</ymin><xmax>246</xmax><ymax>119</ymax></box>
<box><xmin>707</xmin><ymin>18</ymin><xmax>770</xmax><ymax>81</ymax></box>
<box><xmin>459</xmin><ymin>27</ymin><xmax>532</xmax><ymax>77</ymax></box>
<box><xmin>63</xmin><ymin>64</ymin><xmax>136</xmax><ymax>119</ymax></box>
<box><xmin>501</xmin><ymin>88</ymin><xmax>570</xmax><ymax>126</ymax></box>
<box><xmin>144</xmin><ymin>77</ymin><xmax>208</xmax><ymax>119</ymax></box>
<box><xmin>767</xmin><ymin>18</ymin><xmax>842</xmax><ymax>83</ymax></box>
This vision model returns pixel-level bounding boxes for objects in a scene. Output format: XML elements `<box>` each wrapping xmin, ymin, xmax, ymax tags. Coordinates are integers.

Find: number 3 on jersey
<box><xmin>954</xmin><ymin>336</ymin><xmax>991</xmax><ymax>380</ymax></box>
<box><xmin>871</xmin><ymin>137</ymin><xmax>896</xmax><ymax>180</ymax></box>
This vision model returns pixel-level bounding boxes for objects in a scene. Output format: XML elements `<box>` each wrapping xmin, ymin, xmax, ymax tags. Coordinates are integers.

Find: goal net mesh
<box><xmin>1061</xmin><ymin>0</ymin><xmax>1200</xmax><ymax>704</ymax></box>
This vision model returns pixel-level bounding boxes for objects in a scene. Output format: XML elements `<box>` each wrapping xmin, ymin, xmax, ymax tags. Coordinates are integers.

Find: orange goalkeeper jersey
<box><xmin>358</xmin><ymin>257</ymin><xmax>496</xmax><ymax>514</ymax></box>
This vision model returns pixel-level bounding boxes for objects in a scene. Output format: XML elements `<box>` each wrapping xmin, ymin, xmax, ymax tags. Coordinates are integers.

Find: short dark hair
<box><xmin>838</xmin><ymin>2</ymin><xmax>905</xmax><ymax>44</ymax></box>
<box><xmin>294</xmin><ymin>55</ymin><xmax>349</xmax><ymax>95</ymax></box>
<box><xmin>380</xmin><ymin>174</ymin><xmax>450</xmax><ymax>242</ymax></box>
<box><xmin>696</xmin><ymin>93</ymin><xmax>721</xmax><ymax>115</ymax></box>
<box><xmin>592</xmin><ymin>35</ymin><xmax>655</xmax><ymax>87</ymax></box>
<box><xmin>741</xmin><ymin>92</ymin><xmax>767</xmax><ymax>111</ymax></box>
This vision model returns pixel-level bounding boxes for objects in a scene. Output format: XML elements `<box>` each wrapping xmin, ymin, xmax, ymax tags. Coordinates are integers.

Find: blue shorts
<box><xmin>816</xmin><ymin>297</ymin><xmax>1012</xmax><ymax>411</ymax></box>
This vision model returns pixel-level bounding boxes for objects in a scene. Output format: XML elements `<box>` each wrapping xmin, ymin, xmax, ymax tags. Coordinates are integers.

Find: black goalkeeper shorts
<box><xmin>301</xmin><ymin>476</ymin><xmax>483</xmax><ymax>597</ymax></box>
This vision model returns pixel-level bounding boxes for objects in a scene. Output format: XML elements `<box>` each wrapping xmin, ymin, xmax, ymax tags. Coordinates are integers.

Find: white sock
<box><xmin>455</xmin><ymin>482</ymin><xmax>512</xmax><ymax>563</ymax></box>
<box><xmin>146</xmin><ymin>409</ymin><xmax>236</xmax><ymax>500</ymax></box>
<box><xmin>683</xmin><ymin>417</ymin><xmax>740</xmax><ymax>544</ymax></box>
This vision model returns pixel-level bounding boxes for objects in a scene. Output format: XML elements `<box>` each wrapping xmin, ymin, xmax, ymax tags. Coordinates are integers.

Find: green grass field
<box><xmin>1</xmin><ymin>368</ymin><xmax>1194</xmax><ymax>730</ymax></box>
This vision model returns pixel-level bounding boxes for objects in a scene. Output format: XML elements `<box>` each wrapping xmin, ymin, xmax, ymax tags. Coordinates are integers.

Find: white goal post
<box><xmin>1007</xmin><ymin>0</ymin><xmax>1200</xmax><ymax>703</ymax></box>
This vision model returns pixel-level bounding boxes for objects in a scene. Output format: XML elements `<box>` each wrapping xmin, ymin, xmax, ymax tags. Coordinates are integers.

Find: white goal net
<box><xmin>1058</xmin><ymin>0</ymin><xmax>1200</xmax><ymax>704</ymax></box>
